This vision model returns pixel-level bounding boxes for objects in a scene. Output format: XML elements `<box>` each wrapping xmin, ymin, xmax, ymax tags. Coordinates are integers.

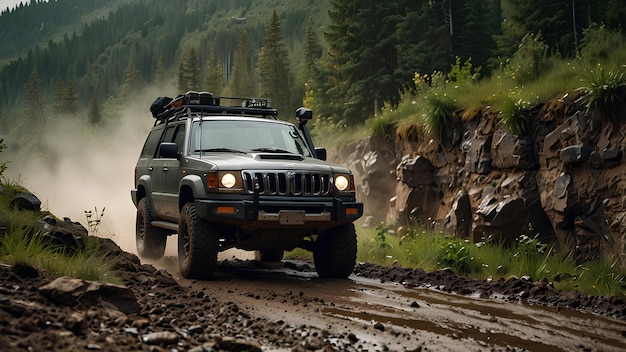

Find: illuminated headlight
<box><xmin>334</xmin><ymin>175</ymin><xmax>350</xmax><ymax>191</ymax></box>
<box><xmin>221</xmin><ymin>173</ymin><xmax>237</xmax><ymax>188</ymax></box>
<box><xmin>207</xmin><ymin>171</ymin><xmax>243</xmax><ymax>192</ymax></box>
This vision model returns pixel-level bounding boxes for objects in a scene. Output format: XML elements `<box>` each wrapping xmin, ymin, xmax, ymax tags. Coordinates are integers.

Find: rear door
<box><xmin>151</xmin><ymin>123</ymin><xmax>185</xmax><ymax>221</ymax></box>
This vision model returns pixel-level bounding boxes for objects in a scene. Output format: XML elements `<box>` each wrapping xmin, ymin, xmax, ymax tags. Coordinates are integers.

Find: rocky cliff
<box><xmin>343</xmin><ymin>92</ymin><xmax>626</xmax><ymax>263</ymax></box>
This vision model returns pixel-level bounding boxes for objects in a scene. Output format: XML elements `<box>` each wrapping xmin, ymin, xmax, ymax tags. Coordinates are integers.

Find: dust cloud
<box><xmin>4</xmin><ymin>85</ymin><xmax>259</xmax><ymax>264</ymax></box>
<box><xmin>5</xmin><ymin>87</ymin><xmax>174</xmax><ymax>255</ymax></box>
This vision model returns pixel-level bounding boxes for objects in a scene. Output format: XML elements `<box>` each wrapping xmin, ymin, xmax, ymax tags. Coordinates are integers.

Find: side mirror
<box><xmin>315</xmin><ymin>147</ymin><xmax>327</xmax><ymax>161</ymax></box>
<box><xmin>295</xmin><ymin>107</ymin><xmax>313</xmax><ymax>125</ymax></box>
<box><xmin>159</xmin><ymin>142</ymin><xmax>179</xmax><ymax>159</ymax></box>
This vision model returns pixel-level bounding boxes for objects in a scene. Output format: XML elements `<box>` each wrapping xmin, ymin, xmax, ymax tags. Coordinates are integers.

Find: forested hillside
<box><xmin>0</xmin><ymin>0</ymin><xmax>625</xmax><ymax>141</ymax></box>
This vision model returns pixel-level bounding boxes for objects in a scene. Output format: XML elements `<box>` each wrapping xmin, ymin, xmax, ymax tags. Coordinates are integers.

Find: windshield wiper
<box><xmin>196</xmin><ymin>148</ymin><xmax>247</xmax><ymax>154</ymax></box>
<box><xmin>251</xmin><ymin>147</ymin><xmax>293</xmax><ymax>154</ymax></box>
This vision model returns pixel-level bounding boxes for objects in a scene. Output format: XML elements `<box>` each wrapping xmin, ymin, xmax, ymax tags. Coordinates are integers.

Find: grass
<box><xmin>0</xmin><ymin>176</ymin><xmax>120</xmax><ymax>284</ymax></box>
<box><xmin>356</xmin><ymin>224</ymin><xmax>626</xmax><ymax>297</ymax></box>
<box><xmin>0</xmin><ymin>227</ymin><xmax>120</xmax><ymax>284</ymax></box>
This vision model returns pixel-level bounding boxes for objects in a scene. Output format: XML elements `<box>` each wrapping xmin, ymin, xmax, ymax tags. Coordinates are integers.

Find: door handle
<box><xmin>148</xmin><ymin>167</ymin><xmax>153</xmax><ymax>171</ymax></box>
<box><xmin>163</xmin><ymin>167</ymin><xmax>168</xmax><ymax>171</ymax></box>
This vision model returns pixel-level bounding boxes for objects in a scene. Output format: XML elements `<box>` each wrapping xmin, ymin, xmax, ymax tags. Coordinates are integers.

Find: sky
<box><xmin>0</xmin><ymin>0</ymin><xmax>29</xmax><ymax>12</ymax></box>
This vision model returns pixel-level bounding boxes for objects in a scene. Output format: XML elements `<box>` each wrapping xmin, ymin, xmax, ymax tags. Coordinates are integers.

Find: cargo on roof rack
<box><xmin>149</xmin><ymin>91</ymin><xmax>278</xmax><ymax>124</ymax></box>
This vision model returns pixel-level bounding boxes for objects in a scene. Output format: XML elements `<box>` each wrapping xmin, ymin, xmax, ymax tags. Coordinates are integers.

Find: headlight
<box><xmin>334</xmin><ymin>175</ymin><xmax>350</xmax><ymax>191</ymax></box>
<box><xmin>207</xmin><ymin>171</ymin><xmax>243</xmax><ymax>192</ymax></box>
<box><xmin>221</xmin><ymin>173</ymin><xmax>237</xmax><ymax>188</ymax></box>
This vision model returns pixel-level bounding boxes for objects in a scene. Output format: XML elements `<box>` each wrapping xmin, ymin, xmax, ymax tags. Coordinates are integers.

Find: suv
<box><xmin>131</xmin><ymin>92</ymin><xmax>363</xmax><ymax>279</ymax></box>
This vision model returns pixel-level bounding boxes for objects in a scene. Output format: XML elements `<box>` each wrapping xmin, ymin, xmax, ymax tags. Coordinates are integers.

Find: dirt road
<box><xmin>3</xmin><ymin>239</ymin><xmax>626</xmax><ymax>351</ymax></box>
<box><xmin>173</xmin><ymin>255</ymin><xmax>626</xmax><ymax>352</ymax></box>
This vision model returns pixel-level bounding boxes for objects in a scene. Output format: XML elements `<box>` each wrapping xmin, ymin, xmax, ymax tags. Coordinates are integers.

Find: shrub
<box><xmin>583</xmin><ymin>65</ymin><xmax>626</xmax><ymax>123</ymax></box>
<box><xmin>423</xmin><ymin>93</ymin><xmax>457</xmax><ymax>141</ymax></box>
<box><xmin>498</xmin><ymin>94</ymin><xmax>531</xmax><ymax>135</ymax></box>
<box><xmin>504</xmin><ymin>33</ymin><xmax>550</xmax><ymax>84</ymax></box>
<box><xmin>0</xmin><ymin>138</ymin><xmax>9</xmax><ymax>179</ymax></box>
<box><xmin>579</xmin><ymin>24</ymin><xmax>624</xmax><ymax>64</ymax></box>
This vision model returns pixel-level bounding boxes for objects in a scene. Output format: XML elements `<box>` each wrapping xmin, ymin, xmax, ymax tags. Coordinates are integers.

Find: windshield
<box><xmin>190</xmin><ymin>119</ymin><xmax>312</xmax><ymax>157</ymax></box>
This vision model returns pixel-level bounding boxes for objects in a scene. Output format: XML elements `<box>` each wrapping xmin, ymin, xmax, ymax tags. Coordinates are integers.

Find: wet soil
<box><xmin>1</xmin><ymin>238</ymin><xmax>626</xmax><ymax>351</ymax></box>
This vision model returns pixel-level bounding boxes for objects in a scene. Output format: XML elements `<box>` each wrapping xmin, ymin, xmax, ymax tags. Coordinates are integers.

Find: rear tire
<box><xmin>136</xmin><ymin>198</ymin><xmax>167</xmax><ymax>260</ymax></box>
<box><xmin>313</xmin><ymin>223</ymin><xmax>357</xmax><ymax>278</ymax></box>
<box><xmin>178</xmin><ymin>202</ymin><xmax>218</xmax><ymax>279</ymax></box>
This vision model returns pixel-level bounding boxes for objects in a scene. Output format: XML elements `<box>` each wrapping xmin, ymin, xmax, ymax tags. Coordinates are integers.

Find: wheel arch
<box><xmin>179</xmin><ymin>174</ymin><xmax>204</xmax><ymax>211</ymax></box>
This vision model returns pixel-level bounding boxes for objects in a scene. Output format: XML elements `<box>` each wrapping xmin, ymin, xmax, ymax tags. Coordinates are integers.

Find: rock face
<box><xmin>345</xmin><ymin>98</ymin><xmax>626</xmax><ymax>262</ymax></box>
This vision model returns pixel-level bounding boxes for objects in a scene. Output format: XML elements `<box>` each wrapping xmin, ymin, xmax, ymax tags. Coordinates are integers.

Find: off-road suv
<box><xmin>131</xmin><ymin>92</ymin><xmax>363</xmax><ymax>279</ymax></box>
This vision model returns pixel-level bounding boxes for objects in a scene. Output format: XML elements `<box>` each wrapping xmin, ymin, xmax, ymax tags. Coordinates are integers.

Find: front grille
<box><xmin>242</xmin><ymin>171</ymin><xmax>332</xmax><ymax>196</ymax></box>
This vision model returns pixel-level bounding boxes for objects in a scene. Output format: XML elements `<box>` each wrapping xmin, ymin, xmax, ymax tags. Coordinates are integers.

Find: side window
<box><xmin>161</xmin><ymin>126</ymin><xmax>177</xmax><ymax>144</ymax></box>
<box><xmin>140</xmin><ymin>129</ymin><xmax>163</xmax><ymax>158</ymax></box>
<box><xmin>173</xmin><ymin>125</ymin><xmax>186</xmax><ymax>154</ymax></box>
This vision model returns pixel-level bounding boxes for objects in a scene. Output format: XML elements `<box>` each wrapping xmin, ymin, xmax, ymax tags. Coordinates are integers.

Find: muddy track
<box><xmin>173</xmin><ymin>256</ymin><xmax>626</xmax><ymax>352</ymax></box>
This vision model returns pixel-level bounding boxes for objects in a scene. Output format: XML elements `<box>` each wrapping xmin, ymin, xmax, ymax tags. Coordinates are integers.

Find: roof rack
<box><xmin>150</xmin><ymin>91</ymin><xmax>278</xmax><ymax>124</ymax></box>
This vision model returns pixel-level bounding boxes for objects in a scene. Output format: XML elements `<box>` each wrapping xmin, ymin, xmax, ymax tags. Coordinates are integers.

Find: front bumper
<box><xmin>194</xmin><ymin>197</ymin><xmax>363</xmax><ymax>230</ymax></box>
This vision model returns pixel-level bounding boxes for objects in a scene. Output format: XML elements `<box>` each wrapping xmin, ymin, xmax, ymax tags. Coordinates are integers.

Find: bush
<box><xmin>498</xmin><ymin>93</ymin><xmax>531</xmax><ymax>135</ymax></box>
<box><xmin>423</xmin><ymin>93</ymin><xmax>457</xmax><ymax>141</ymax></box>
<box><xmin>504</xmin><ymin>33</ymin><xmax>550</xmax><ymax>84</ymax></box>
<box><xmin>580</xmin><ymin>24</ymin><xmax>624</xmax><ymax>65</ymax></box>
<box><xmin>583</xmin><ymin>65</ymin><xmax>626</xmax><ymax>123</ymax></box>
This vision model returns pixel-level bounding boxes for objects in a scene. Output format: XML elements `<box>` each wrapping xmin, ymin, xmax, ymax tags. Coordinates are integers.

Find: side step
<box><xmin>151</xmin><ymin>221</ymin><xmax>179</xmax><ymax>232</ymax></box>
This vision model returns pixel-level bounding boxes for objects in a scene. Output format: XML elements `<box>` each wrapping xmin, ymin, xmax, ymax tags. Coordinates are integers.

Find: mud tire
<box><xmin>178</xmin><ymin>202</ymin><xmax>218</xmax><ymax>279</ymax></box>
<box><xmin>313</xmin><ymin>223</ymin><xmax>357</xmax><ymax>278</ymax></box>
<box><xmin>136</xmin><ymin>197</ymin><xmax>167</xmax><ymax>260</ymax></box>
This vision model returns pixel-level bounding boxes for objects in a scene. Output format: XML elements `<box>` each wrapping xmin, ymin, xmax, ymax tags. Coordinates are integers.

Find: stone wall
<box><xmin>341</xmin><ymin>96</ymin><xmax>626</xmax><ymax>263</ymax></box>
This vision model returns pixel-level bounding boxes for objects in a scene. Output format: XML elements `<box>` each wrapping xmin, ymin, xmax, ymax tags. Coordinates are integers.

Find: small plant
<box><xmin>447</xmin><ymin>56</ymin><xmax>481</xmax><ymax>85</ymax></box>
<box><xmin>583</xmin><ymin>65</ymin><xmax>626</xmax><ymax>123</ymax></box>
<box><xmin>498</xmin><ymin>94</ymin><xmax>531</xmax><ymax>135</ymax></box>
<box><xmin>437</xmin><ymin>236</ymin><xmax>480</xmax><ymax>275</ymax></box>
<box><xmin>423</xmin><ymin>93</ymin><xmax>457</xmax><ymax>141</ymax></box>
<box><xmin>84</xmin><ymin>207</ymin><xmax>106</xmax><ymax>235</ymax></box>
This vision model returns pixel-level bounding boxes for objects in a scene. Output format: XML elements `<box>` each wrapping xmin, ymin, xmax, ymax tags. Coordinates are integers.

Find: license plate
<box><xmin>278</xmin><ymin>211</ymin><xmax>306</xmax><ymax>225</ymax></box>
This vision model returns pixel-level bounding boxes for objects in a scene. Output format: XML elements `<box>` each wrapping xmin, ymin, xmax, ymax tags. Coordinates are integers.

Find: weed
<box><xmin>583</xmin><ymin>65</ymin><xmax>626</xmax><ymax>123</ymax></box>
<box><xmin>423</xmin><ymin>93</ymin><xmax>457</xmax><ymax>141</ymax></box>
<box><xmin>84</xmin><ymin>207</ymin><xmax>106</xmax><ymax>235</ymax></box>
<box><xmin>498</xmin><ymin>94</ymin><xmax>531</xmax><ymax>135</ymax></box>
<box><xmin>437</xmin><ymin>236</ymin><xmax>480</xmax><ymax>275</ymax></box>
<box><xmin>447</xmin><ymin>56</ymin><xmax>481</xmax><ymax>85</ymax></box>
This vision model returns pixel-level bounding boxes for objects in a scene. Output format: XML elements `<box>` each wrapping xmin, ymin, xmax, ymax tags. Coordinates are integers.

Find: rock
<box><xmin>10</xmin><ymin>192</ymin><xmax>41</xmax><ymax>211</ymax></box>
<box><xmin>559</xmin><ymin>145</ymin><xmax>591</xmax><ymax>165</ymax></box>
<box><xmin>396</xmin><ymin>155</ymin><xmax>434</xmax><ymax>187</ymax></box>
<box><xmin>491</xmin><ymin>129</ymin><xmax>537</xmax><ymax>169</ymax></box>
<box><xmin>554</xmin><ymin>173</ymin><xmax>573</xmax><ymax>213</ymax></box>
<box><xmin>444</xmin><ymin>190</ymin><xmax>472</xmax><ymax>238</ymax></box>
<box><xmin>39</xmin><ymin>276</ymin><xmax>141</xmax><ymax>314</ymax></box>
<box><xmin>142</xmin><ymin>331</ymin><xmax>180</xmax><ymax>345</ymax></box>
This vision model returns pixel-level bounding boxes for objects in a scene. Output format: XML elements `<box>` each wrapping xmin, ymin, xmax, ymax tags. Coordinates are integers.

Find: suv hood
<box><xmin>193</xmin><ymin>153</ymin><xmax>351</xmax><ymax>173</ymax></box>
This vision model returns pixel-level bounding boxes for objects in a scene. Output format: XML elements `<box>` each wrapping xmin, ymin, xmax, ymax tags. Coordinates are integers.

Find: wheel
<box><xmin>255</xmin><ymin>249</ymin><xmax>284</xmax><ymax>262</ymax></box>
<box><xmin>178</xmin><ymin>202</ymin><xmax>218</xmax><ymax>279</ymax></box>
<box><xmin>136</xmin><ymin>198</ymin><xmax>167</xmax><ymax>260</ymax></box>
<box><xmin>313</xmin><ymin>223</ymin><xmax>357</xmax><ymax>278</ymax></box>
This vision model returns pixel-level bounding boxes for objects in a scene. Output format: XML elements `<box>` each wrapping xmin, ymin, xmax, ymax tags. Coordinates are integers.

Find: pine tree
<box><xmin>185</xmin><ymin>46</ymin><xmax>201</xmax><ymax>91</ymax></box>
<box><xmin>258</xmin><ymin>10</ymin><xmax>292</xmax><ymax>116</ymax></box>
<box><xmin>24</xmin><ymin>70</ymin><xmax>45</xmax><ymax>140</ymax></box>
<box><xmin>52</xmin><ymin>77</ymin><xmax>65</xmax><ymax>114</ymax></box>
<box><xmin>63</xmin><ymin>80</ymin><xmax>79</xmax><ymax>115</ymax></box>
<box><xmin>87</xmin><ymin>94</ymin><xmax>101</xmax><ymax>126</ymax></box>
<box><xmin>177</xmin><ymin>49</ymin><xmax>186</xmax><ymax>92</ymax></box>
<box><xmin>155</xmin><ymin>52</ymin><xmax>167</xmax><ymax>85</ymax></box>
<box><xmin>229</xmin><ymin>30</ymin><xmax>256</xmax><ymax>97</ymax></box>
<box><xmin>120</xmin><ymin>59</ymin><xmax>142</xmax><ymax>97</ymax></box>
<box><xmin>204</xmin><ymin>50</ymin><xmax>222</xmax><ymax>95</ymax></box>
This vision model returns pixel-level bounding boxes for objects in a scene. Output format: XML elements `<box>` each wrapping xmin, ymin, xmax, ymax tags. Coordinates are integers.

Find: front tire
<box><xmin>136</xmin><ymin>198</ymin><xmax>167</xmax><ymax>260</ymax></box>
<box><xmin>178</xmin><ymin>202</ymin><xmax>218</xmax><ymax>279</ymax></box>
<box><xmin>313</xmin><ymin>223</ymin><xmax>357</xmax><ymax>278</ymax></box>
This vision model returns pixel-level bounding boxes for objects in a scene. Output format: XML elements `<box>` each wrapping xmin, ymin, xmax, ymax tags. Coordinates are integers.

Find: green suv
<box><xmin>131</xmin><ymin>92</ymin><xmax>363</xmax><ymax>279</ymax></box>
